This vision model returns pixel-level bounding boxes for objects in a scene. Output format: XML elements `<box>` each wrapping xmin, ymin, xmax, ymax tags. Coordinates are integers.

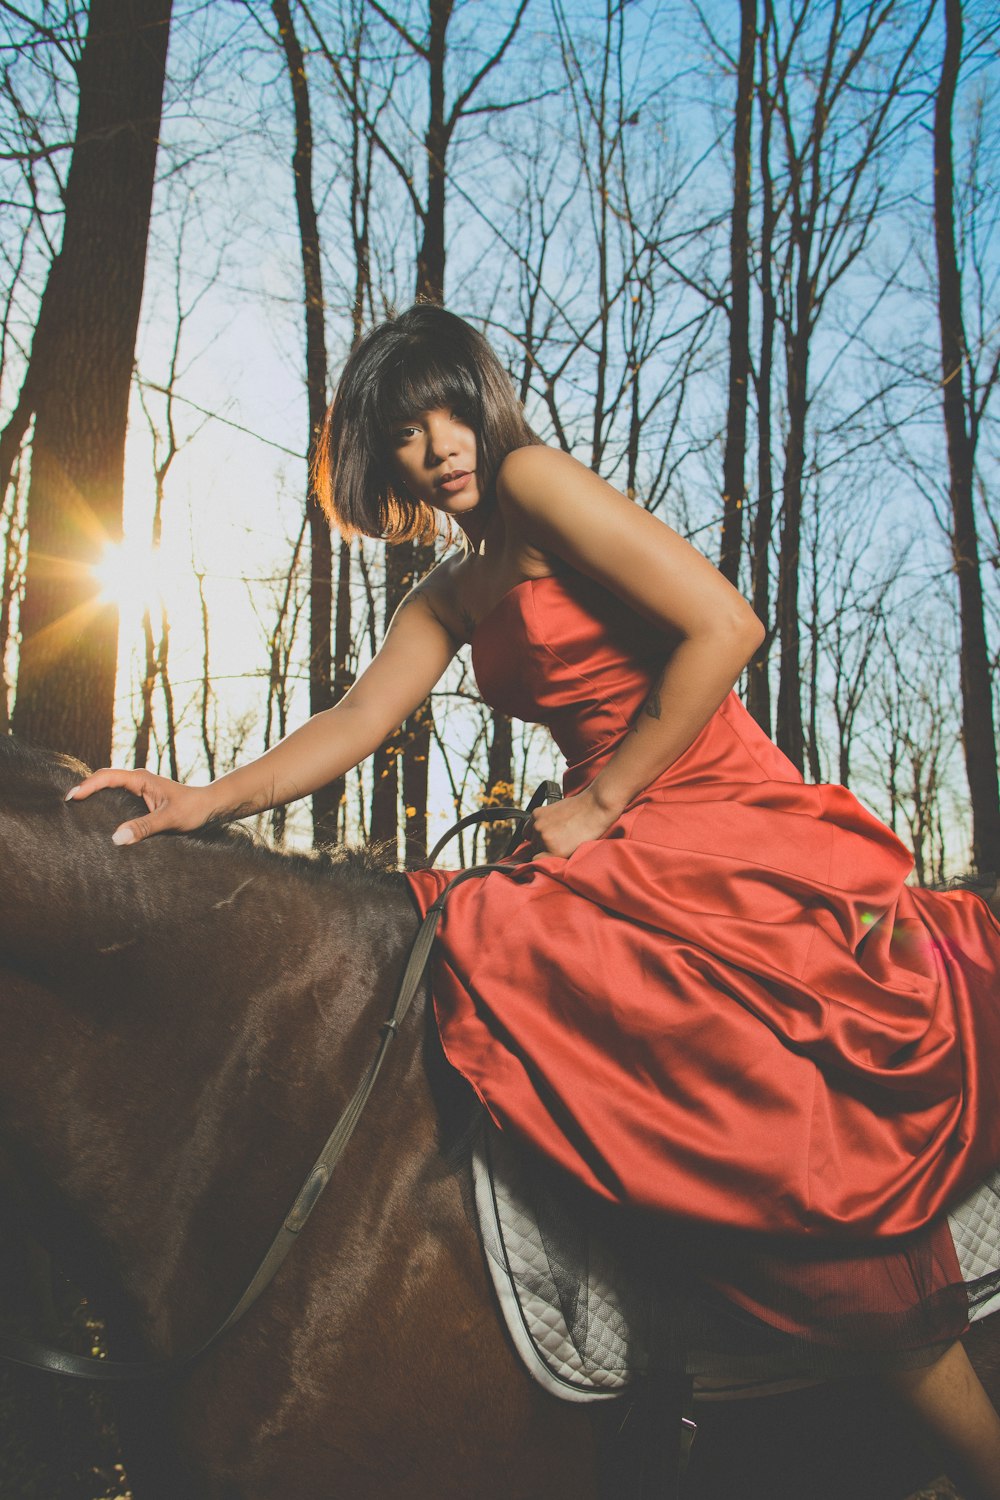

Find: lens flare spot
<box><xmin>92</xmin><ymin>537</ymin><xmax>163</xmax><ymax>620</ymax></box>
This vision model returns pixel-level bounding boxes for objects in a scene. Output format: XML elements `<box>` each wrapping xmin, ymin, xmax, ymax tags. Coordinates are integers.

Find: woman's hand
<box><xmin>526</xmin><ymin>788</ymin><xmax>619</xmax><ymax>860</ymax></box>
<box><xmin>66</xmin><ymin>769</ymin><xmax>215</xmax><ymax>846</ymax></box>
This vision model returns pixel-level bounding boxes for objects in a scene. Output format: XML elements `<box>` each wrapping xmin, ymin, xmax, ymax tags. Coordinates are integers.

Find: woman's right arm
<box><xmin>67</xmin><ymin>589</ymin><xmax>458</xmax><ymax>846</ymax></box>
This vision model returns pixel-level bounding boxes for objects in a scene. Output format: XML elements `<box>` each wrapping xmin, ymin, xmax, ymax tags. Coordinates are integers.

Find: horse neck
<box><xmin>1</xmin><ymin>837</ymin><xmax>420</xmax><ymax>1356</ymax></box>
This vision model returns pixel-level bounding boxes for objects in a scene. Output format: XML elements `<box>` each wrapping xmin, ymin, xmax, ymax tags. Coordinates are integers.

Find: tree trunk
<box><xmin>331</xmin><ymin>534</ymin><xmax>353</xmax><ymax>837</ymax></box>
<box><xmin>273</xmin><ymin>0</ymin><xmax>337</xmax><ymax>845</ymax></box>
<box><xmin>327</xmin><ymin>10</ymin><xmax>376</xmax><ymax>844</ymax></box>
<box><xmin>483</xmin><ymin>712</ymin><xmax>514</xmax><ymax>861</ymax></box>
<box><xmin>0</xmin><ymin>271</ymin><xmax>67</xmax><ymax>509</ymax></box>
<box><xmin>416</xmin><ymin>0</ymin><xmax>452</xmax><ymax>306</ymax></box>
<box><xmin>775</xmin><ymin>317</ymin><xmax>809</xmax><ymax>774</ymax></box>
<box><xmin>805</xmin><ymin>528</ymin><xmax>821</xmax><ymax>784</ymax></box>
<box><xmin>373</xmin><ymin>538</ymin><xmax>432</xmax><ymax>860</ymax></box>
<box><xmin>394</xmin><ymin>0</ymin><xmax>455</xmax><ymax>865</ymax></box>
<box><xmin>720</xmin><ymin>0</ymin><xmax>755</xmax><ymax>587</ymax></box>
<box><xmin>370</xmin><ymin>543</ymin><xmax>407</xmax><ymax>849</ymax></box>
<box><xmin>933</xmin><ymin>0</ymin><xmax>1000</xmax><ymax>874</ymax></box>
<box><xmin>0</xmin><ymin>479</ymin><xmax>24</xmax><ymax>734</ymax></box>
<box><xmin>157</xmin><ymin>601</ymin><xmax>178</xmax><ymax>782</ymax></box>
<box><xmin>747</xmin><ymin>18</ymin><xmax>775</xmax><ymax>735</ymax></box>
<box><xmin>12</xmin><ymin>0</ymin><xmax>172</xmax><ymax>768</ymax></box>
<box><xmin>133</xmin><ymin>608</ymin><xmax>156</xmax><ymax>769</ymax></box>
<box><xmin>196</xmin><ymin>569</ymin><xmax>216</xmax><ymax>780</ymax></box>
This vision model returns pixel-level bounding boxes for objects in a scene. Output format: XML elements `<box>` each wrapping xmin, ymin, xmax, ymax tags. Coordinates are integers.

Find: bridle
<box><xmin>0</xmin><ymin>783</ymin><xmax>562</xmax><ymax>1382</ymax></box>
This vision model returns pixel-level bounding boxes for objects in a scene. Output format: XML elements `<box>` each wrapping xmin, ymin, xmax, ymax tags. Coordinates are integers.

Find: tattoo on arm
<box><xmin>393</xmin><ymin>580</ymin><xmax>471</xmax><ymax>647</ymax></box>
<box><xmin>204</xmin><ymin>780</ymin><xmax>290</xmax><ymax>828</ymax></box>
<box><xmin>395</xmin><ymin>585</ymin><xmax>428</xmax><ymax>616</ymax></box>
<box><xmin>204</xmin><ymin>800</ymin><xmax>260</xmax><ymax>829</ymax></box>
<box><xmin>391</xmin><ymin>584</ymin><xmax>441</xmax><ymax>637</ymax></box>
<box><xmin>631</xmin><ymin>677</ymin><xmax>664</xmax><ymax>732</ymax></box>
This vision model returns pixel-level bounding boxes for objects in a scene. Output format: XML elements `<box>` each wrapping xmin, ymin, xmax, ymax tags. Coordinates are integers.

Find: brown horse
<box><xmin>1</xmin><ymin>735</ymin><xmax>998</xmax><ymax>1500</ymax></box>
<box><xmin>0</xmin><ymin>736</ymin><xmax>598</xmax><ymax>1499</ymax></box>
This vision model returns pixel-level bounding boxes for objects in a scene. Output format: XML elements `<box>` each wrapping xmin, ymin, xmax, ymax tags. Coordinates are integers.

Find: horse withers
<box><xmin>0</xmin><ymin>736</ymin><xmax>597</xmax><ymax>1499</ymax></box>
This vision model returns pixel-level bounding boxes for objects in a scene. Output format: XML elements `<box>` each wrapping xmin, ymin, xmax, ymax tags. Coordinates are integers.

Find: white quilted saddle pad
<box><xmin>472</xmin><ymin>1121</ymin><xmax>1000</xmax><ymax>1405</ymax></box>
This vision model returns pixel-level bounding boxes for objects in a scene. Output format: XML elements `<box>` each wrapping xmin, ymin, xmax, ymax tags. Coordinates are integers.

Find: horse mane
<box><xmin>0</xmin><ymin>733</ymin><xmax>404</xmax><ymax>894</ymax></box>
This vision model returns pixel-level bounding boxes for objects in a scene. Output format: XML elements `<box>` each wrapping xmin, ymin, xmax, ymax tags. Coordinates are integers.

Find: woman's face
<box><xmin>390</xmin><ymin>407</ymin><xmax>480</xmax><ymax>518</ymax></box>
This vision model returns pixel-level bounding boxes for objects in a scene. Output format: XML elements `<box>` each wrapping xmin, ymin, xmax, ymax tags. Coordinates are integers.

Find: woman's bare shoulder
<box><xmin>494</xmin><ymin>442</ymin><xmax>645</xmax><ymax>563</ymax></box>
<box><xmin>496</xmin><ymin>443</ymin><xmax>584</xmax><ymax>498</ymax></box>
<box><xmin>492</xmin><ymin>442</ymin><xmax>761</xmax><ymax>643</ymax></box>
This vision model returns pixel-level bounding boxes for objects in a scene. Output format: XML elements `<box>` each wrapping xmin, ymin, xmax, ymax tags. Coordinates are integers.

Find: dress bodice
<box><xmin>471</xmin><ymin>572</ymin><xmax>659</xmax><ymax>779</ymax></box>
<box><xmin>472</xmin><ymin>570</ymin><xmax>806</xmax><ymax>797</ymax></box>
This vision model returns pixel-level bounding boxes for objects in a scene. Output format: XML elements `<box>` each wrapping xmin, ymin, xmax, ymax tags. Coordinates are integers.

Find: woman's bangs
<box><xmin>376</xmin><ymin>348</ymin><xmax>479</xmax><ymax>431</ymax></box>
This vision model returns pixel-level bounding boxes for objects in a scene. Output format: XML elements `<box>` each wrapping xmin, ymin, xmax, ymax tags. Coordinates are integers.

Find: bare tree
<box><xmin>514</xmin><ymin>0</ymin><xmax>715</xmax><ymax>510</ymax></box>
<box><xmin>810</xmin><ymin>501</ymin><xmax>900</xmax><ymax>789</ymax></box>
<box><xmin>763</xmin><ymin>0</ymin><xmax>933</xmax><ymax>772</ymax></box>
<box><xmin>747</xmin><ymin>3</ymin><xmax>779</xmax><ymax>733</ymax></box>
<box><xmin>481</xmin><ymin>710</ymin><xmax>514</xmax><ymax>859</ymax></box>
<box><xmin>933</xmin><ymin>0</ymin><xmax>1000</xmax><ymax>873</ymax></box>
<box><xmin>0</xmin><ymin>0</ymin><xmax>85</xmax><ymax>770</ymax></box>
<box><xmin>271</xmin><ymin>0</ymin><xmax>339</xmax><ymax>844</ymax></box>
<box><xmin>874</xmin><ymin>624</ymin><xmax>957</xmax><ymax>885</ymax></box>
<box><xmin>131</xmin><ymin>216</ymin><xmax>216</xmax><ymax>777</ymax></box>
<box><xmin>0</xmin><ymin>2</ymin><xmax>78</xmax><ymax>508</ymax></box>
<box><xmin>257</xmin><ymin>512</ymin><xmax>309</xmax><ymax>844</ymax></box>
<box><xmin>331</xmin><ymin>0</ymin><xmax>382</xmax><ymax>841</ymax></box>
<box><xmin>720</xmin><ymin>0</ymin><xmax>755</xmax><ymax>587</ymax></box>
<box><xmin>0</xmin><ymin>460</ymin><xmax>24</xmax><ymax>733</ymax></box>
<box><xmin>12</xmin><ymin>0</ymin><xmax>173</xmax><ymax>766</ymax></box>
<box><xmin>195</xmin><ymin>566</ymin><xmax>217</xmax><ymax>780</ymax></box>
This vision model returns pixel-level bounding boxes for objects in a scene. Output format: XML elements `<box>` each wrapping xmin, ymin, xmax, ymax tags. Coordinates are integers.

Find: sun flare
<box><xmin>93</xmin><ymin>537</ymin><xmax>165</xmax><ymax>620</ymax></box>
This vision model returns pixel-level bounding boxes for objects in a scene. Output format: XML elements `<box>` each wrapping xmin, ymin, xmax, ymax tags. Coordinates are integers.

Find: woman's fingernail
<box><xmin>111</xmin><ymin>827</ymin><xmax>135</xmax><ymax>847</ymax></box>
<box><xmin>65</xmin><ymin>787</ymin><xmax>79</xmax><ymax>802</ymax></box>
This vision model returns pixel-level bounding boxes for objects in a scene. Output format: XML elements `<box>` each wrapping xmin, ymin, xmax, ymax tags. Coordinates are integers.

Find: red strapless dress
<box><xmin>405</xmin><ymin>571</ymin><xmax>1000</xmax><ymax>1346</ymax></box>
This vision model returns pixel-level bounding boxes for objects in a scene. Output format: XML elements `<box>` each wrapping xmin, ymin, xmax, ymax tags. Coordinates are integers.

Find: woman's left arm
<box><xmin>496</xmin><ymin>446</ymin><xmax>765</xmax><ymax>859</ymax></box>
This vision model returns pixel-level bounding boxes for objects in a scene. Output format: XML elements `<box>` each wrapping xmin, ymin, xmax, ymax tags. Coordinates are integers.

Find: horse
<box><xmin>0</xmin><ymin>735</ymin><xmax>598</xmax><ymax>1499</ymax></box>
<box><xmin>1</xmin><ymin>734</ymin><xmax>998</xmax><ymax>1500</ymax></box>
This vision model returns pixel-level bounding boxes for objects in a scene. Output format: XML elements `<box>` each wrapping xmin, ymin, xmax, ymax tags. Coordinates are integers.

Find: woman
<box><xmin>70</xmin><ymin>304</ymin><xmax>1000</xmax><ymax>1493</ymax></box>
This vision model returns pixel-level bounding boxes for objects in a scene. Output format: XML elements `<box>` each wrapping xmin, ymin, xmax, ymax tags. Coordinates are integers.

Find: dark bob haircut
<box><xmin>313</xmin><ymin>304</ymin><xmax>541</xmax><ymax>543</ymax></box>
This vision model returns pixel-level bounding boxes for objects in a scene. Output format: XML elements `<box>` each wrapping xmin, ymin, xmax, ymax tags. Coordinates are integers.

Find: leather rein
<box><xmin>0</xmin><ymin>782</ymin><xmax>562</xmax><ymax>1382</ymax></box>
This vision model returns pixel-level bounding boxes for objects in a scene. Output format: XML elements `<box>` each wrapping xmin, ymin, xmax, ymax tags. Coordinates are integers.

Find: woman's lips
<box><xmin>438</xmin><ymin>471</ymin><xmax>472</xmax><ymax>494</ymax></box>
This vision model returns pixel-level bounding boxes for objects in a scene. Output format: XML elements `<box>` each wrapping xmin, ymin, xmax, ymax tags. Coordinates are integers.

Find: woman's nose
<box><xmin>425</xmin><ymin>417</ymin><xmax>457</xmax><ymax>462</ymax></box>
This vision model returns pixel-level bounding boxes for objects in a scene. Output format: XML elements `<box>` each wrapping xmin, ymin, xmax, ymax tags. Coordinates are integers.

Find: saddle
<box><xmin>472</xmin><ymin>1117</ymin><xmax>822</xmax><ymax>1412</ymax></box>
<box><xmin>473</xmin><ymin>1115</ymin><xmax>1000</xmax><ymax>1404</ymax></box>
<box><xmin>473</xmin><ymin>1117</ymin><xmax>639</xmax><ymax>1403</ymax></box>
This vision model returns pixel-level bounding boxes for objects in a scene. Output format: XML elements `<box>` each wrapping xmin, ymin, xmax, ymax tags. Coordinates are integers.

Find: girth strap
<box><xmin>0</xmin><ymin>782</ymin><xmax>562</xmax><ymax>1382</ymax></box>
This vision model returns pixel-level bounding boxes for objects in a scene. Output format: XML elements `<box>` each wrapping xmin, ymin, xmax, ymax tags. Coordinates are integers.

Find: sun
<box><xmin>92</xmin><ymin>536</ymin><xmax>165</xmax><ymax>622</ymax></box>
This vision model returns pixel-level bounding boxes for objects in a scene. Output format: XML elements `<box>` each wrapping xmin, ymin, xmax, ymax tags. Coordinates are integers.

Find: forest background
<box><xmin>1</xmin><ymin>0</ymin><xmax>999</xmax><ymax>885</ymax></box>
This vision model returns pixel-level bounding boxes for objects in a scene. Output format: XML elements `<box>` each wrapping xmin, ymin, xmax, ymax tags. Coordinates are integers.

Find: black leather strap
<box><xmin>426</xmin><ymin>779</ymin><xmax>561</xmax><ymax>865</ymax></box>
